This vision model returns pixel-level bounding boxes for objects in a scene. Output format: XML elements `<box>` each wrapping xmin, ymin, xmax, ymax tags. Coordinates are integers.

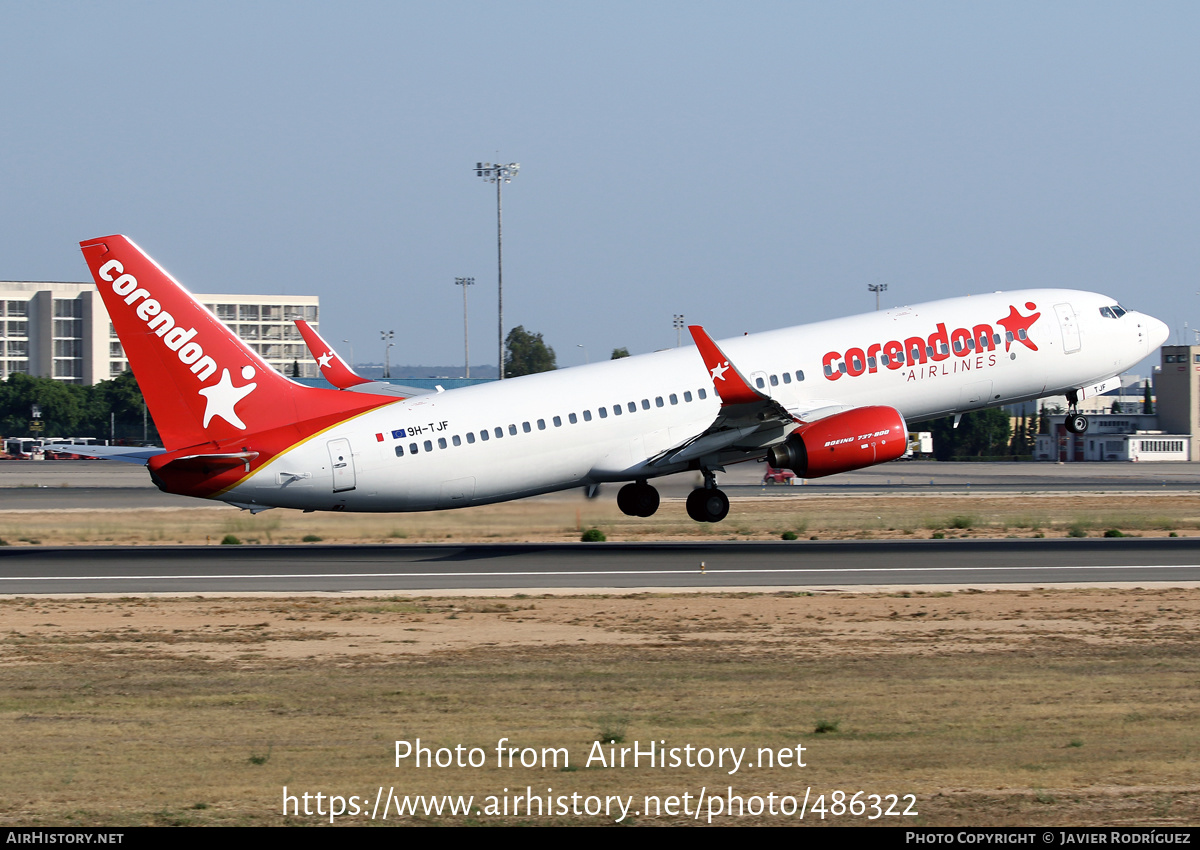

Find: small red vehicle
<box><xmin>762</xmin><ymin>466</ymin><xmax>795</xmax><ymax>484</ymax></box>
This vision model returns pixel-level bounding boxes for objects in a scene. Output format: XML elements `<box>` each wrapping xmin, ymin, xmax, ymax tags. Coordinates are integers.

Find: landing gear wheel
<box><xmin>686</xmin><ymin>488</ymin><xmax>730</xmax><ymax>523</ymax></box>
<box><xmin>617</xmin><ymin>481</ymin><xmax>660</xmax><ymax>517</ymax></box>
<box><xmin>1065</xmin><ymin>414</ymin><xmax>1089</xmax><ymax>434</ymax></box>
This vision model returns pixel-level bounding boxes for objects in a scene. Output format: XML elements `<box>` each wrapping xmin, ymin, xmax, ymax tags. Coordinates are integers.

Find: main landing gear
<box><xmin>1064</xmin><ymin>390</ymin><xmax>1089</xmax><ymax>434</ymax></box>
<box><xmin>617</xmin><ymin>480</ymin><xmax>660</xmax><ymax>517</ymax></box>
<box><xmin>685</xmin><ymin>467</ymin><xmax>729</xmax><ymax>523</ymax></box>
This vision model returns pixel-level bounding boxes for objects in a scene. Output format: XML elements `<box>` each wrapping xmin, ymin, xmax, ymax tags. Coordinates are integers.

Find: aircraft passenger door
<box><xmin>1055</xmin><ymin>303</ymin><xmax>1081</xmax><ymax>354</ymax></box>
<box><xmin>328</xmin><ymin>438</ymin><xmax>356</xmax><ymax>492</ymax></box>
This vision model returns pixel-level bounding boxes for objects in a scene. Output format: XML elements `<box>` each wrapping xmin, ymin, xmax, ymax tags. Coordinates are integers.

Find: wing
<box><xmin>650</xmin><ymin>326</ymin><xmax>802</xmax><ymax>467</ymax></box>
<box><xmin>295</xmin><ymin>320</ymin><xmax>428</xmax><ymax>398</ymax></box>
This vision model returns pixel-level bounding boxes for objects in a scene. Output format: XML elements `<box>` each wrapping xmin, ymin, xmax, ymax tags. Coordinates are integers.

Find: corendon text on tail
<box><xmin>71</xmin><ymin>235</ymin><xmax>1168</xmax><ymax>524</ymax></box>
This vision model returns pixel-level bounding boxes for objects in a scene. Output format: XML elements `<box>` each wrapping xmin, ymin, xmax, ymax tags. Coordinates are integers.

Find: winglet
<box><xmin>688</xmin><ymin>325</ymin><xmax>765</xmax><ymax>406</ymax></box>
<box><xmin>295</xmin><ymin>320</ymin><xmax>373</xmax><ymax>389</ymax></box>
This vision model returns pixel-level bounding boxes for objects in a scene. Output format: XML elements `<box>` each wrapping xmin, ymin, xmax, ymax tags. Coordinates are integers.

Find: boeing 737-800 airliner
<box><xmin>74</xmin><ymin>235</ymin><xmax>1168</xmax><ymax>523</ymax></box>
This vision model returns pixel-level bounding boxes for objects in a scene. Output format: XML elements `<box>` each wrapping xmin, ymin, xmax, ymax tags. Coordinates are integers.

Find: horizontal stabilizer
<box><xmin>43</xmin><ymin>444</ymin><xmax>166</xmax><ymax>464</ymax></box>
<box><xmin>156</xmin><ymin>451</ymin><xmax>260</xmax><ymax>475</ymax></box>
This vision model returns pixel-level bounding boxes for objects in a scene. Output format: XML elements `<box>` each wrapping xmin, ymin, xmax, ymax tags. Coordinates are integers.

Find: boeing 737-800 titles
<box><xmin>73</xmin><ymin>235</ymin><xmax>1168</xmax><ymax>523</ymax></box>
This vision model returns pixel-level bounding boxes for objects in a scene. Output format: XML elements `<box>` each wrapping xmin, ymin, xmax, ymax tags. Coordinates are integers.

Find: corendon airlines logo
<box><xmin>821</xmin><ymin>302</ymin><xmax>1041</xmax><ymax>382</ymax></box>
<box><xmin>97</xmin><ymin>259</ymin><xmax>257</xmax><ymax>430</ymax></box>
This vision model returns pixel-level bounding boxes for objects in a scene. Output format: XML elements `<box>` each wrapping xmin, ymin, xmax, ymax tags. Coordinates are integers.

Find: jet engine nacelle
<box><xmin>766</xmin><ymin>405</ymin><xmax>908</xmax><ymax>479</ymax></box>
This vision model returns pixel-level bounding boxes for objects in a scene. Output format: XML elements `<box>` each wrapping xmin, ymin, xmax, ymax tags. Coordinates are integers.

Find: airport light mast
<box><xmin>381</xmin><ymin>329</ymin><xmax>394</xmax><ymax>379</ymax></box>
<box><xmin>475</xmin><ymin>161</ymin><xmax>520</xmax><ymax>379</ymax></box>
<box><xmin>869</xmin><ymin>283</ymin><xmax>888</xmax><ymax>312</ymax></box>
<box><xmin>456</xmin><ymin>277</ymin><xmax>475</xmax><ymax>378</ymax></box>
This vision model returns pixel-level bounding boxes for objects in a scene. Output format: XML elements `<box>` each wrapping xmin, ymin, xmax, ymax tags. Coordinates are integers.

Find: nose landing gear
<box><xmin>1064</xmin><ymin>389</ymin><xmax>1089</xmax><ymax>434</ymax></box>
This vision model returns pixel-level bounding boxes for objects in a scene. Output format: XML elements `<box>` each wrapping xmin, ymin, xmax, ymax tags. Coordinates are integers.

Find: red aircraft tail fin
<box><xmin>79</xmin><ymin>235</ymin><xmax>389</xmax><ymax>452</ymax></box>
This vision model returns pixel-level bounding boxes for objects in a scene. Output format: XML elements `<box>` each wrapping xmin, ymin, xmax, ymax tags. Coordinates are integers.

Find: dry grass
<box><xmin>1</xmin><ymin>491</ymin><xmax>1200</xmax><ymax>546</ymax></box>
<box><xmin>1</xmin><ymin>590</ymin><xmax>1198</xmax><ymax>826</ymax></box>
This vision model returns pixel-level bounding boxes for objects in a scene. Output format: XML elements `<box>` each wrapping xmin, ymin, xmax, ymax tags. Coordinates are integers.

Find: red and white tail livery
<box><xmin>76</xmin><ymin>235</ymin><xmax>1168</xmax><ymax>522</ymax></box>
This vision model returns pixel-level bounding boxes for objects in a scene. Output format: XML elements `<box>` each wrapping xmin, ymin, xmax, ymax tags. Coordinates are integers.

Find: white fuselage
<box><xmin>222</xmin><ymin>289</ymin><xmax>1166</xmax><ymax>512</ymax></box>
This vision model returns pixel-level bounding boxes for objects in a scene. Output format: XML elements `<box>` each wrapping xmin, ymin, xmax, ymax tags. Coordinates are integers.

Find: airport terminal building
<box><xmin>0</xmin><ymin>281</ymin><xmax>320</xmax><ymax>384</ymax></box>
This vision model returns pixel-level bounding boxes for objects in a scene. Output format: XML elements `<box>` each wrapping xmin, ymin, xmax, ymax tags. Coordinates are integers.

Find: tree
<box><xmin>918</xmin><ymin>408</ymin><xmax>1012</xmax><ymax>461</ymax></box>
<box><xmin>610</xmin><ymin>347</ymin><xmax>630</xmax><ymax>359</ymax></box>
<box><xmin>504</xmin><ymin>326</ymin><xmax>557</xmax><ymax>377</ymax></box>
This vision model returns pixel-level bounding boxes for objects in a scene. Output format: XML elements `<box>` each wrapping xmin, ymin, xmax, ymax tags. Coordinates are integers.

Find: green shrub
<box><xmin>220</xmin><ymin>534</ymin><xmax>242</xmax><ymax>545</ymax></box>
<box><xmin>581</xmin><ymin>528</ymin><xmax>606</xmax><ymax>542</ymax></box>
<box><xmin>781</xmin><ymin>531</ymin><xmax>798</xmax><ymax>540</ymax></box>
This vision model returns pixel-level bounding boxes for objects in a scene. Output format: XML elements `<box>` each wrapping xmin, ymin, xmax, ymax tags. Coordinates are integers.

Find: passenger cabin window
<box><xmin>569</xmin><ymin>412</ymin><xmax>578</xmax><ymax>424</ymax></box>
<box><xmin>452</xmin><ymin>435</ymin><xmax>461</xmax><ymax>446</ymax></box>
<box><xmin>395</xmin><ymin>445</ymin><xmax>404</xmax><ymax>457</ymax></box>
<box><xmin>553</xmin><ymin>415</ymin><xmax>562</xmax><ymax>427</ymax></box>
<box><xmin>684</xmin><ymin>391</ymin><xmax>693</xmax><ymax>401</ymax></box>
<box><xmin>755</xmin><ymin>377</ymin><xmax>765</xmax><ymax>388</ymax></box>
<box><xmin>669</xmin><ymin>393</ymin><xmax>678</xmax><ymax>404</ymax></box>
<box><xmin>655</xmin><ymin>396</ymin><xmax>664</xmax><ymax>407</ymax></box>
<box><xmin>583</xmin><ymin>410</ymin><xmax>592</xmax><ymax>421</ymax></box>
<box><xmin>641</xmin><ymin>399</ymin><xmax>650</xmax><ymax>410</ymax></box>
<box><xmin>481</xmin><ymin>430</ymin><xmax>490</xmax><ymax>441</ymax></box>
<box><xmin>599</xmin><ymin>407</ymin><xmax>608</xmax><ymax>418</ymax></box>
<box><xmin>410</xmin><ymin>442</ymin><xmax>418</xmax><ymax>454</ymax></box>
<box><xmin>698</xmin><ymin>388</ymin><xmax>707</xmax><ymax>399</ymax></box>
<box><xmin>438</xmin><ymin>437</ymin><xmax>447</xmax><ymax>449</ymax></box>
<box><xmin>769</xmin><ymin>375</ymin><xmax>778</xmax><ymax>386</ymax></box>
<box><xmin>494</xmin><ymin>427</ymin><xmax>503</xmax><ymax>439</ymax></box>
<box><xmin>467</xmin><ymin>433</ymin><xmax>476</xmax><ymax>444</ymax></box>
<box><xmin>627</xmin><ymin>402</ymin><xmax>636</xmax><ymax>413</ymax></box>
<box><xmin>613</xmin><ymin>404</ymin><xmax>622</xmax><ymax>416</ymax></box>
<box><xmin>509</xmin><ymin>424</ymin><xmax>518</xmax><ymax>435</ymax></box>
<box><xmin>424</xmin><ymin>440</ymin><xmax>433</xmax><ymax>452</ymax></box>
<box><xmin>522</xmin><ymin>422</ymin><xmax>531</xmax><ymax>433</ymax></box>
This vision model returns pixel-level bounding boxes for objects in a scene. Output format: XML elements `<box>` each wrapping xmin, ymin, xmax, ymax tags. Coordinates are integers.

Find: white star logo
<box><xmin>710</xmin><ymin>361</ymin><xmax>730</xmax><ymax>382</ymax></box>
<box><xmin>198</xmin><ymin>367</ymin><xmax>257</xmax><ymax>429</ymax></box>
<box><xmin>317</xmin><ymin>351</ymin><xmax>334</xmax><ymax>369</ymax></box>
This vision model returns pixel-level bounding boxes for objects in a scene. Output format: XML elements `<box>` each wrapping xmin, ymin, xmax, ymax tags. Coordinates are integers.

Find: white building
<box><xmin>1034</xmin><ymin>413</ymin><xmax>1190</xmax><ymax>462</ymax></box>
<box><xmin>0</xmin><ymin>282</ymin><xmax>319</xmax><ymax>384</ymax></box>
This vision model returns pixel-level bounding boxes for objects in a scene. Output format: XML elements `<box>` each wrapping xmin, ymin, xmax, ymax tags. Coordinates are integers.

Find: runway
<box><xmin>2</xmin><ymin>538</ymin><xmax>1200</xmax><ymax>594</ymax></box>
<box><xmin>3</xmin><ymin>459</ymin><xmax>1200</xmax><ymax>509</ymax></box>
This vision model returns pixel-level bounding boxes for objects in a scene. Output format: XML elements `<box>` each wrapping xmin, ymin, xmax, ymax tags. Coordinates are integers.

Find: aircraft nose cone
<box><xmin>1145</xmin><ymin>314</ymin><xmax>1169</xmax><ymax>352</ymax></box>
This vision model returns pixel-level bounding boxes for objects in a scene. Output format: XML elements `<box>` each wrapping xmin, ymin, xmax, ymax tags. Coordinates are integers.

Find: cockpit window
<box><xmin>1100</xmin><ymin>304</ymin><xmax>1127</xmax><ymax>319</ymax></box>
<box><xmin>1112</xmin><ymin>304</ymin><xmax>1127</xmax><ymax>318</ymax></box>
<box><xmin>1099</xmin><ymin>306</ymin><xmax>1115</xmax><ymax>319</ymax></box>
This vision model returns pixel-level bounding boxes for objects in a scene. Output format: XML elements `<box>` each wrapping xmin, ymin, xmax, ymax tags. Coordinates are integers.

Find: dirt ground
<box><xmin>2</xmin><ymin>588</ymin><xmax>1198</xmax><ymax>826</ymax></box>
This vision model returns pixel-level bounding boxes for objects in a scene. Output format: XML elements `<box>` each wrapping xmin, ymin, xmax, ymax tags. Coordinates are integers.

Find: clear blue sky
<box><xmin>2</xmin><ymin>2</ymin><xmax>1196</xmax><ymax>371</ymax></box>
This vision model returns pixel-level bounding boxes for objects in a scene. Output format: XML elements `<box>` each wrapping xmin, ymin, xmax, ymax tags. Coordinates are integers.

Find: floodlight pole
<box><xmin>476</xmin><ymin>161</ymin><xmax>519</xmax><ymax>379</ymax></box>
<box><xmin>868</xmin><ymin>283</ymin><xmax>888</xmax><ymax>312</ymax></box>
<box><xmin>456</xmin><ymin>277</ymin><xmax>475</xmax><ymax>378</ymax></box>
<box><xmin>381</xmin><ymin>329</ymin><xmax>394</xmax><ymax>379</ymax></box>
<box><xmin>673</xmin><ymin>314</ymin><xmax>685</xmax><ymax>347</ymax></box>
